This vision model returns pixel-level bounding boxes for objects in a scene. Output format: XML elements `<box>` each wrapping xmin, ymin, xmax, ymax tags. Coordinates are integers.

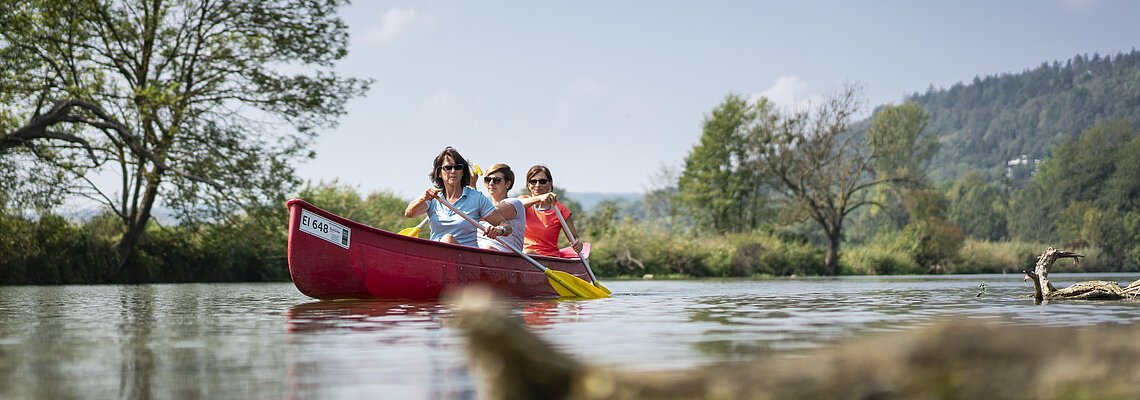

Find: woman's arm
<box><xmin>479</xmin><ymin>197</ymin><xmax>512</xmax><ymax>239</ymax></box>
<box><xmin>404</xmin><ymin>188</ymin><xmax>437</xmax><ymax>218</ymax></box>
<box><xmin>492</xmin><ymin>200</ymin><xmax>518</xmax><ymax>220</ymax></box>
<box><xmin>518</xmin><ymin>192</ymin><xmax>556</xmax><ymax>208</ymax></box>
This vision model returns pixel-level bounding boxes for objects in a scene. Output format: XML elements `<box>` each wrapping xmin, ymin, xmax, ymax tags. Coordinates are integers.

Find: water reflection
<box><xmin>0</xmin><ymin>284</ymin><xmax>303</xmax><ymax>399</ymax></box>
<box><xmin>284</xmin><ymin>299</ymin><xmax>471</xmax><ymax>399</ymax></box>
<box><xmin>287</xmin><ymin>300</ymin><xmax>447</xmax><ymax>333</ymax></box>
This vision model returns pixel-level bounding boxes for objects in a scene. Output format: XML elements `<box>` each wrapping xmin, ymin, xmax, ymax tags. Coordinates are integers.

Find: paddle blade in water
<box><xmin>545</xmin><ymin>270</ymin><xmax>609</xmax><ymax>299</ymax></box>
<box><xmin>593</xmin><ymin>281</ymin><xmax>613</xmax><ymax>295</ymax></box>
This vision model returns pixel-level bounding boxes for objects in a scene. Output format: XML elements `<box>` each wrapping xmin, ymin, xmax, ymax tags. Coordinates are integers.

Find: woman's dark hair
<box><xmin>485</xmin><ymin>163</ymin><xmax>515</xmax><ymax>190</ymax></box>
<box><xmin>526</xmin><ymin>164</ymin><xmax>553</xmax><ymax>187</ymax></box>
<box><xmin>429</xmin><ymin>146</ymin><xmax>470</xmax><ymax>194</ymax></box>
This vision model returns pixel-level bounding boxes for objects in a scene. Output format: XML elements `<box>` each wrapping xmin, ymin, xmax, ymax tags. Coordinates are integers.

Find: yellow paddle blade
<box><xmin>546</xmin><ymin>275</ymin><xmax>581</xmax><ymax>298</ymax></box>
<box><xmin>545</xmin><ymin>270</ymin><xmax>610</xmax><ymax>299</ymax></box>
<box><xmin>397</xmin><ymin>227</ymin><xmax>421</xmax><ymax>237</ymax></box>
<box><xmin>593</xmin><ymin>281</ymin><xmax>613</xmax><ymax>295</ymax></box>
<box><xmin>399</xmin><ymin>217</ymin><xmax>429</xmax><ymax>237</ymax></box>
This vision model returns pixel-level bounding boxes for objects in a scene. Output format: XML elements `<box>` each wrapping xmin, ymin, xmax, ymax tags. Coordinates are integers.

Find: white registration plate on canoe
<box><xmin>299</xmin><ymin>209</ymin><xmax>351</xmax><ymax>249</ymax></box>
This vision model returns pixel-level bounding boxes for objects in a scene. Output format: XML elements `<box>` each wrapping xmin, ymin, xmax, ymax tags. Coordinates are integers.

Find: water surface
<box><xmin>2</xmin><ymin>274</ymin><xmax>1139</xmax><ymax>399</ymax></box>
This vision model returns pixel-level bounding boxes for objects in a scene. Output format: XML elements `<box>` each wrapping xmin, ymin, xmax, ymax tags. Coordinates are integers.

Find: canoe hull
<box><xmin>286</xmin><ymin>199</ymin><xmax>591</xmax><ymax>300</ymax></box>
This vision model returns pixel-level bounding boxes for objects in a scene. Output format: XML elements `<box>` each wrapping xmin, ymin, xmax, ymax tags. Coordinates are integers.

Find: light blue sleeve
<box><xmin>477</xmin><ymin>190</ymin><xmax>496</xmax><ymax>219</ymax></box>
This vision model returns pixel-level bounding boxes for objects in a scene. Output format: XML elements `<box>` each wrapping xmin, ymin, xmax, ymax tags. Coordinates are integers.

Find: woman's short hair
<box><xmin>429</xmin><ymin>146</ymin><xmax>471</xmax><ymax>193</ymax></box>
<box><xmin>485</xmin><ymin>163</ymin><xmax>515</xmax><ymax>190</ymax></box>
<box><xmin>526</xmin><ymin>164</ymin><xmax>553</xmax><ymax>186</ymax></box>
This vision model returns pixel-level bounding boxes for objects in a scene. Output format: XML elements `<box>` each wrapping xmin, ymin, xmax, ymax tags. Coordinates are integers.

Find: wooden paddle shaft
<box><xmin>551</xmin><ymin>206</ymin><xmax>600</xmax><ymax>284</ymax></box>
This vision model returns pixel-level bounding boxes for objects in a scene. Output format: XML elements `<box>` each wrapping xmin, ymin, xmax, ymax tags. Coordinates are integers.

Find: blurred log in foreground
<box><xmin>1024</xmin><ymin>246</ymin><xmax>1140</xmax><ymax>303</ymax></box>
<box><xmin>453</xmin><ymin>287</ymin><xmax>1140</xmax><ymax>400</ymax></box>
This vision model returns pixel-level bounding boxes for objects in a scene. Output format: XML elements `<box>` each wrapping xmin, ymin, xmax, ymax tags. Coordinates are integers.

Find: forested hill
<box><xmin>905</xmin><ymin>50</ymin><xmax>1140</xmax><ymax>182</ymax></box>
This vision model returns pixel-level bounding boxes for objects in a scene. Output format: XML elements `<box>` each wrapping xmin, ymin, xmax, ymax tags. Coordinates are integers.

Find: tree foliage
<box><xmin>0</xmin><ymin>0</ymin><xmax>369</xmax><ymax>274</ymax></box>
<box><xmin>1010</xmin><ymin>120</ymin><xmax>1140</xmax><ymax>267</ymax></box>
<box><xmin>849</xmin><ymin>101</ymin><xmax>939</xmax><ymax>240</ymax></box>
<box><xmin>866</xmin><ymin>101</ymin><xmax>936</xmax><ymax>186</ymax></box>
<box><xmin>298</xmin><ymin>180</ymin><xmax>410</xmax><ymax>234</ymax></box>
<box><xmin>908</xmin><ymin>51</ymin><xmax>1140</xmax><ymax>183</ymax></box>
<box><xmin>678</xmin><ymin>94</ymin><xmax>770</xmax><ymax>233</ymax></box>
<box><xmin>946</xmin><ymin>172</ymin><xmax>1008</xmax><ymax>241</ymax></box>
<box><xmin>749</xmin><ymin>84</ymin><xmax>900</xmax><ymax>275</ymax></box>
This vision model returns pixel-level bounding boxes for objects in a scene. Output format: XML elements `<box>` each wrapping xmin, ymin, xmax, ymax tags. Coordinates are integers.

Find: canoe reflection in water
<box><xmin>285</xmin><ymin>299</ymin><xmax>466</xmax><ymax>399</ymax></box>
<box><xmin>283</xmin><ymin>294</ymin><xmax>586</xmax><ymax>399</ymax></box>
<box><xmin>285</xmin><ymin>297</ymin><xmax>583</xmax><ymax>333</ymax></box>
<box><xmin>286</xmin><ymin>299</ymin><xmax>445</xmax><ymax>334</ymax></box>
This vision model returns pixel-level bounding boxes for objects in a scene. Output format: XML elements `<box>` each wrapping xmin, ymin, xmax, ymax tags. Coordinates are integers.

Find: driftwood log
<box><xmin>452</xmin><ymin>249</ymin><xmax>1140</xmax><ymax>399</ymax></box>
<box><xmin>1023</xmin><ymin>246</ymin><xmax>1140</xmax><ymax>303</ymax></box>
<box><xmin>453</xmin><ymin>287</ymin><xmax>1140</xmax><ymax>400</ymax></box>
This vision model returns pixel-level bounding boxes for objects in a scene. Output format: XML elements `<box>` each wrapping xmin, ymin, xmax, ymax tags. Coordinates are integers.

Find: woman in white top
<box><xmin>476</xmin><ymin>163</ymin><xmax>552</xmax><ymax>251</ymax></box>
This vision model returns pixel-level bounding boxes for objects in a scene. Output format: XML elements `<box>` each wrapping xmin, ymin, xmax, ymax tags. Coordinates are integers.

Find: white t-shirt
<box><xmin>477</xmin><ymin>197</ymin><xmax>526</xmax><ymax>252</ymax></box>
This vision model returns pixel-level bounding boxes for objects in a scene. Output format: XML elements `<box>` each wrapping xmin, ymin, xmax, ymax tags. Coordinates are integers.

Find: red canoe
<box><xmin>286</xmin><ymin>199</ymin><xmax>593</xmax><ymax>300</ymax></box>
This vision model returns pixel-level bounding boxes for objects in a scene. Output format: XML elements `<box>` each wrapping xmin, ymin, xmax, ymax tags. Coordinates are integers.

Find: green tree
<box><xmin>1103</xmin><ymin>137</ymin><xmax>1140</xmax><ymax>212</ymax></box>
<box><xmin>862</xmin><ymin>100</ymin><xmax>939</xmax><ymax>235</ymax></box>
<box><xmin>946</xmin><ymin>172</ymin><xmax>1007</xmax><ymax>241</ymax></box>
<box><xmin>1008</xmin><ymin>180</ymin><xmax>1056</xmax><ymax>243</ymax></box>
<box><xmin>643</xmin><ymin>164</ymin><xmax>685</xmax><ymax>231</ymax></box>
<box><xmin>1036</xmin><ymin>120</ymin><xmax>1136</xmax><ymax>209</ymax></box>
<box><xmin>899</xmin><ymin>189</ymin><xmax>964</xmax><ymax>268</ymax></box>
<box><xmin>866</xmin><ymin>101</ymin><xmax>936</xmax><ymax>186</ymax></box>
<box><xmin>678</xmin><ymin>94</ymin><xmax>769</xmax><ymax>233</ymax></box>
<box><xmin>299</xmin><ymin>181</ymin><xmax>410</xmax><ymax>233</ymax></box>
<box><xmin>1011</xmin><ymin>120</ymin><xmax>1140</xmax><ymax>263</ymax></box>
<box><xmin>0</xmin><ymin>0</ymin><xmax>369</xmax><ymax>276</ymax></box>
<box><xmin>749</xmin><ymin>84</ymin><xmax>899</xmax><ymax>275</ymax></box>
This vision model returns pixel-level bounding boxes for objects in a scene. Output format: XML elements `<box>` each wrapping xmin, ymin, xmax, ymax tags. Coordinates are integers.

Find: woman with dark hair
<box><xmin>521</xmin><ymin>164</ymin><xmax>583</xmax><ymax>256</ymax></box>
<box><xmin>404</xmin><ymin>147</ymin><xmax>511</xmax><ymax>247</ymax></box>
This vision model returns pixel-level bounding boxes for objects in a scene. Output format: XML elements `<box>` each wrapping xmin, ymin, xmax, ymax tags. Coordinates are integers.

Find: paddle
<box><xmin>551</xmin><ymin>206</ymin><xmax>612</xmax><ymax>295</ymax></box>
<box><xmin>433</xmin><ymin>193</ymin><xmax>609</xmax><ymax>299</ymax></box>
<box><xmin>398</xmin><ymin>217</ymin><xmax>429</xmax><ymax>237</ymax></box>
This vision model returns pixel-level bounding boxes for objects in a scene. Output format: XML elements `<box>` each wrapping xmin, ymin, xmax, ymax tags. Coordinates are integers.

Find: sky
<box><xmin>297</xmin><ymin>0</ymin><xmax>1140</xmax><ymax>199</ymax></box>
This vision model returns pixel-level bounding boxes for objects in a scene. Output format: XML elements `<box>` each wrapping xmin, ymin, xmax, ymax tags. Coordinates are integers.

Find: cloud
<box><xmin>364</xmin><ymin>8</ymin><xmax>420</xmax><ymax>43</ymax></box>
<box><xmin>751</xmin><ymin>75</ymin><xmax>816</xmax><ymax>112</ymax></box>
<box><xmin>1059</xmin><ymin>0</ymin><xmax>1100</xmax><ymax>10</ymax></box>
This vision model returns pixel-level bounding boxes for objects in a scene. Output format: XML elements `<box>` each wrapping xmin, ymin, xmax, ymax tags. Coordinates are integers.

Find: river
<box><xmin>2</xmin><ymin>274</ymin><xmax>1139</xmax><ymax>399</ymax></box>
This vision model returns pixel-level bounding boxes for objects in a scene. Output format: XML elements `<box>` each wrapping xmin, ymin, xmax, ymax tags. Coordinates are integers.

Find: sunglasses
<box><xmin>484</xmin><ymin>176</ymin><xmax>504</xmax><ymax>184</ymax></box>
<box><xmin>528</xmin><ymin>179</ymin><xmax>550</xmax><ymax>185</ymax></box>
<box><xmin>440</xmin><ymin>164</ymin><xmax>465</xmax><ymax>172</ymax></box>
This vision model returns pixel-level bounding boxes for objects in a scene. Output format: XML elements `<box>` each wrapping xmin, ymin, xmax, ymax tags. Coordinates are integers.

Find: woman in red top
<box><xmin>521</xmin><ymin>165</ymin><xmax>584</xmax><ymax>257</ymax></box>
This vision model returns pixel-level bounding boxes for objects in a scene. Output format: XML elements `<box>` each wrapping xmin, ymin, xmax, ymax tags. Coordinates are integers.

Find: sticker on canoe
<box><xmin>299</xmin><ymin>209</ymin><xmax>350</xmax><ymax>249</ymax></box>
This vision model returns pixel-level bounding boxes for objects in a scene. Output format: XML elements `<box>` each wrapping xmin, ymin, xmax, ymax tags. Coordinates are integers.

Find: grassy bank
<box><xmin>581</xmin><ymin>220</ymin><xmax>1138</xmax><ymax>278</ymax></box>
